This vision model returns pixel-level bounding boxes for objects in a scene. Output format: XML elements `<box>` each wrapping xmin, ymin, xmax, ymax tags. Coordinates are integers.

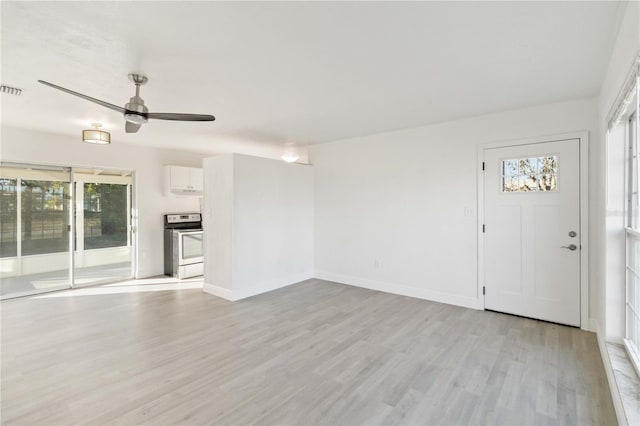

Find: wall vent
<box><xmin>1</xmin><ymin>85</ymin><xmax>22</xmax><ymax>96</ymax></box>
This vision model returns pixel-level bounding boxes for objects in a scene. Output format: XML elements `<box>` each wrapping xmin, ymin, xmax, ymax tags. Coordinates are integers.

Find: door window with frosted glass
<box><xmin>501</xmin><ymin>156</ymin><xmax>558</xmax><ymax>192</ymax></box>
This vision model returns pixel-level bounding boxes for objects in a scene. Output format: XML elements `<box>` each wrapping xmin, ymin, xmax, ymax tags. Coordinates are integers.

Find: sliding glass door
<box><xmin>0</xmin><ymin>164</ymin><xmax>73</xmax><ymax>297</ymax></box>
<box><xmin>73</xmin><ymin>168</ymin><xmax>134</xmax><ymax>287</ymax></box>
<box><xmin>0</xmin><ymin>163</ymin><xmax>135</xmax><ymax>298</ymax></box>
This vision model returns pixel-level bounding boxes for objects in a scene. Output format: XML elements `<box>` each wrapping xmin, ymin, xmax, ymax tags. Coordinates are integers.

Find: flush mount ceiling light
<box><xmin>281</xmin><ymin>143</ymin><xmax>299</xmax><ymax>163</ymax></box>
<box><xmin>82</xmin><ymin>123</ymin><xmax>111</xmax><ymax>144</ymax></box>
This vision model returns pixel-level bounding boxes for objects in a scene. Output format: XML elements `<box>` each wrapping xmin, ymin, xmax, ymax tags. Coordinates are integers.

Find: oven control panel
<box><xmin>165</xmin><ymin>213</ymin><xmax>201</xmax><ymax>224</ymax></box>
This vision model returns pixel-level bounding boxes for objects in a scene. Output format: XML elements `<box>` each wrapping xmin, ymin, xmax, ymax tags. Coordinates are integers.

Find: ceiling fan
<box><xmin>37</xmin><ymin>74</ymin><xmax>215</xmax><ymax>133</ymax></box>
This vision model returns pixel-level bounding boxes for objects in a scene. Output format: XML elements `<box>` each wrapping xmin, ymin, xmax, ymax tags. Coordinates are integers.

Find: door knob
<box><xmin>561</xmin><ymin>244</ymin><xmax>577</xmax><ymax>251</ymax></box>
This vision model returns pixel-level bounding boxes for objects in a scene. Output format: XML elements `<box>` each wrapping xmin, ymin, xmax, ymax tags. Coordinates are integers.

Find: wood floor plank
<box><xmin>1</xmin><ymin>278</ymin><xmax>616</xmax><ymax>425</ymax></box>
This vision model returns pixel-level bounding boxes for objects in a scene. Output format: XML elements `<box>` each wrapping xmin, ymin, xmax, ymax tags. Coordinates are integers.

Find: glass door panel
<box><xmin>73</xmin><ymin>168</ymin><xmax>134</xmax><ymax>286</ymax></box>
<box><xmin>181</xmin><ymin>232</ymin><xmax>203</xmax><ymax>261</ymax></box>
<box><xmin>0</xmin><ymin>163</ymin><xmax>72</xmax><ymax>298</ymax></box>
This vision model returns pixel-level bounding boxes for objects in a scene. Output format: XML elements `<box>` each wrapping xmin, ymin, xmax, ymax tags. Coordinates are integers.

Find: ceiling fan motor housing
<box><xmin>125</xmin><ymin>96</ymin><xmax>148</xmax><ymax>124</ymax></box>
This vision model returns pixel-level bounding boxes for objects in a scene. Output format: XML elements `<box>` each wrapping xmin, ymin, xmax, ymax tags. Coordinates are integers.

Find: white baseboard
<box><xmin>233</xmin><ymin>272</ymin><xmax>314</xmax><ymax>300</ymax></box>
<box><xmin>315</xmin><ymin>271</ymin><xmax>482</xmax><ymax>310</ymax></box>
<box><xmin>204</xmin><ymin>272</ymin><xmax>314</xmax><ymax>301</ymax></box>
<box><xmin>593</xmin><ymin>318</ymin><xmax>628</xmax><ymax>426</ymax></box>
<box><xmin>203</xmin><ymin>282</ymin><xmax>234</xmax><ymax>301</ymax></box>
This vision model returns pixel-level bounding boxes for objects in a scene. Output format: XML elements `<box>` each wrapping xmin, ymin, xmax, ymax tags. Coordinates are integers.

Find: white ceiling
<box><xmin>1</xmin><ymin>1</ymin><xmax>624</xmax><ymax>155</ymax></box>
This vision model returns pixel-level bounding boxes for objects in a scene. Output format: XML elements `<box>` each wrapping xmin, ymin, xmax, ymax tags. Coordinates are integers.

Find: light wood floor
<box><xmin>1</xmin><ymin>279</ymin><xmax>616</xmax><ymax>425</ymax></box>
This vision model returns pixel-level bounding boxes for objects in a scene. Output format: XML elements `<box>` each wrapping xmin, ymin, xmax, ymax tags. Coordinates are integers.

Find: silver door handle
<box><xmin>561</xmin><ymin>244</ymin><xmax>577</xmax><ymax>251</ymax></box>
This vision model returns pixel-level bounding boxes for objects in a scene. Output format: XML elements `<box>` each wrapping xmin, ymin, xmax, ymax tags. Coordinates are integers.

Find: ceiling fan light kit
<box><xmin>82</xmin><ymin>123</ymin><xmax>111</xmax><ymax>144</ymax></box>
<box><xmin>38</xmin><ymin>74</ymin><xmax>215</xmax><ymax>135</ymax></box>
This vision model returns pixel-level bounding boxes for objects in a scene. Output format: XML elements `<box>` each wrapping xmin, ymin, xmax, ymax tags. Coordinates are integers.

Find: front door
<box><xmin>483</xmin><ymin>138</ymin><xmax>581</xmax><ymax>326</ymax></box>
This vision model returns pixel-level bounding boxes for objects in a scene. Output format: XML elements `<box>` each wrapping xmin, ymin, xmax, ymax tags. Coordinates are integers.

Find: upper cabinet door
<box><xmin>170</xmin><ymin>166</ymin><xmax>191</xmax><ymax>190</ymax></box>
<box><xmin>190</xmin><ymin>168</ymin><xmax>204</xmax><ymax>191</ymax></box>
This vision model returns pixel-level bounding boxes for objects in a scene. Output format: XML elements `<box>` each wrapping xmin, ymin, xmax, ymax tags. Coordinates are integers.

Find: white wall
<box><xmin>1</xmin><ymin>126</ymin><xmax>206</xmax><ymax>278</ymax></box>
<box><xmin>203</xmin><ymin>154</ymin><xmax>314</xmax><ymax>300</ymax></box>
<box><xmin>202</xmin><ymin>155</ymin><xmax>234</xmax><ymax>299</ymax></box>
<box><xmin>310</xmin><ymin>98</ymin><xmax>599</xmax><ymax>312</ymax></box>
<box><xmin>597</xmin><ymin>0</ymin><xmax>639</xmax><ymax>343</ymax></box>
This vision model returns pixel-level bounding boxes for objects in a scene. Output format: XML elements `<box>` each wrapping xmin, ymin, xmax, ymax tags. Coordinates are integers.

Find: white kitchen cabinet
<box><xmin>189</xmin><ymin>168</ymin><xmax>204</xmax><ymax>192</ymax></box>
<box><xmin>165</xmin><ymin>165</ymin><xmax>203</xmax><ymax>196</ymax></box>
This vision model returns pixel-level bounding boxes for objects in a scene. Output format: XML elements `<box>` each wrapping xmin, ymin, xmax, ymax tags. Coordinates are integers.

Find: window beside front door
<box><xmin>625</xmin><ymin>111</ymin><xmax>640</xmax><ymax>372</ymax></box>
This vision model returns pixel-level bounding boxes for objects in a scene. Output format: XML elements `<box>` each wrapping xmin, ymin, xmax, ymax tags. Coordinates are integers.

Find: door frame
<box><xmin>476</xmin><ymin>131</ymin><xmax>589</xmax><ymax>330</ymax></box>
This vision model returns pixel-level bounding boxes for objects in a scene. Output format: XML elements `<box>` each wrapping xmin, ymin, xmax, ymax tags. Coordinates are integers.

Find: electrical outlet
<box><xmin>374</xmin><ymin>259</ymin><xmax>381</xmax><ymax>269</ymax></box>
<box><xmin>464</xmin><ymin>207</ymin><xmax>476</xmax><ymax>217</ymax></box>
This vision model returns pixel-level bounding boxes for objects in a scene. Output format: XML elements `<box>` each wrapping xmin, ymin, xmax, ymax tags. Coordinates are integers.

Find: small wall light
<box><xmin>82</xmin><ymin>123</ymin><xmax>111</xmax><ymax>144</ymax></box>
<box><xmin>281</xmin><ymin>142</ymin><xmax>299</xmax><ymax>163</ymax></box>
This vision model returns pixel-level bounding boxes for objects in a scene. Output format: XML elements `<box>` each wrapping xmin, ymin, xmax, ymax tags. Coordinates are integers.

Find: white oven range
<box><xmin>164</xmin><ymin>213</ymin><xmax>203</xmax><ymax>279</ymax></box>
